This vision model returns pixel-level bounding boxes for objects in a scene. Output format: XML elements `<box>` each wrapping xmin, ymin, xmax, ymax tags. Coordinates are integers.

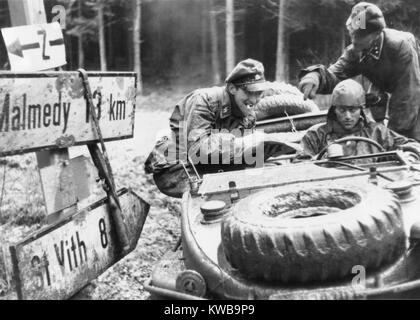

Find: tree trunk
<box><xmin>98</xmin><ymin>0</ymin><xmax>107</xmax><ymax>71</ymax></box>
<box><xmin>107</xmin><ymin>11</ymin><xmax>113</xmax><ymax>69</ymax></box>
<box><xmin>225</xmin><ymin>0</ymin><xmax>235</xmax><ymax>75</ymax></box>
<box><xmin>134</xmin><ymin>0</ymin><xmax>143</xmax><ymax>94</ymax></box>
<box><xmin>275</xmin><ymin>0</ymin><xmax>287</xmax><ymax>81</ymax></box>
<box><xmin>77</xmin><ymin>0</ymin><xmax>84</xmax><ymax>68</ymax></box>
<box><xmin>209</xmin><ymin>0</ymin><xmax>221</xmax><ymax>84</ymax></box>
<box><xmin>127</xmin><ymin>1</ymin><xmax>134</xmax><ymax>73</ymax></box>
<box><xmin>201</xmin><ymin>0</ymin><xmax>209</xmax><ymax>75</ymax></box>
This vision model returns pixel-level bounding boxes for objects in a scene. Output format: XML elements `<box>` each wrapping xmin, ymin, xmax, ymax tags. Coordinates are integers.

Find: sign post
<box><xmin>1</xmin><ymin>0</ymin><xmax>150</xmax><ymax>300</ymax></box>
<box><xmin>10</xmin><ymin>188</ymin><xmax>149</xmax><ymax>300</ymax></box>
<box><xmin>6</xmin><ymin>0</ymin><xmax>75</xmax><ymax>222</ymax></box>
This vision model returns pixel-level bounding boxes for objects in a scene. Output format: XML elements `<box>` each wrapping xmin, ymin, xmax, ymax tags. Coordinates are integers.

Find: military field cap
<box><xmin>346</xmin><ymin>2</ymin><xmax>386</xmax><ymax>37</ymax></box>
<box><xmin>332</xmin><ymin>79</ymin><xmax>366</xmax><ymax>107</ymax></box>
<box><xmin>225</xmin><ymin>58</ymin><xmax>268</xmax><ymax>92</ymax></box>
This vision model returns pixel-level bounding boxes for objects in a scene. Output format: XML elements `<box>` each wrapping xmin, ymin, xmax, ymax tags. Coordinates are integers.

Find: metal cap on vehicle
<box><xmin>201</xmin><ymin>200</ymin><xmax>225</xmax><ymax>215</ymax></box>
<box><xmin>175</xmin><ymin>270</ymin><xmax>206</xmax><ymax>298</ymax></box>
<box><xmin>200</xmin><ymin>200</ymin><xmax>227</xmax><ymax>224</ymax></box>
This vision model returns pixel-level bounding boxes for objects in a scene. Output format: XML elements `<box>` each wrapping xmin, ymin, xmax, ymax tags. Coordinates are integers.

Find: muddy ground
<box><xmin>0</xmin><ymin>90</ymin><xmax>187</xmax><ymax>300</ymax></box>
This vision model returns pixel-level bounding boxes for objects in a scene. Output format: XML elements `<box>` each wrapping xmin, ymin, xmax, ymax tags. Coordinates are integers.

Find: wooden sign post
<box><xmin>6</xmin><ymin>0</ymin><xmax>75</xmax><ymax>222</ymax></box>
<box><xmin>0</xmin><ymin>71</ymin><xmax>137</xmax><ymax>217</ymax></box>
<box><xmin>1</xmin><ymin>0</ymin><xmax>150</xmax><ymax>300</ymax></box>
<box><xmin>10</xmin><ymin>188</ymin><xmax>149</xmax><ymax>300</ymax></box>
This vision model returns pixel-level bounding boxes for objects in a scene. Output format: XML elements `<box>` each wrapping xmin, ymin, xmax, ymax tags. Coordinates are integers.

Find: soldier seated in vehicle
<box><xmin>300</xmin><ymin>79</ymin><xmax>420</xmax><ymax>163</ymax></box>
<box><xmin>144</xmin><ymin>59</ymin><xmax>288</xmax><ymax>198</ymax></box>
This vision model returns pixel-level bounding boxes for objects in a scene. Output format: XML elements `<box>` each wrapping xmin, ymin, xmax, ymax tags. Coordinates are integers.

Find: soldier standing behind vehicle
<box><xmin>301</xmin><ymin>79</ymin><xmax>420</xmax><ymax>163</ymax></box>
<box><xmin>298</xmin><ymin>2</ymin><xmax>420</xmax><ymax>141</ymax></box>
<box><xmin>145</xmin><ymin>58</ymin><xmax>277</xmax><ymax>198</ymax></box>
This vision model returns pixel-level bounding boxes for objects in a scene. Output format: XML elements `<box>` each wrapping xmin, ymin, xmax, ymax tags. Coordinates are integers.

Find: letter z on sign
<box><xmin>2</xmin><ymin>22</ymin><xmax>66</xmax><ymax>71</ymax></box>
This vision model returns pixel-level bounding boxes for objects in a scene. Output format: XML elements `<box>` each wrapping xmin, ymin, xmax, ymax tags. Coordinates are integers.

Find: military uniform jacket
<box><xmin>144</xmin><ymin>86</ymin><xmax>257</xmax><ymax>174</ymax></box>
<box><xmin>300</xmin><ymin>28</ymin><xmax>420</xmax><ymax>140</ymax></box>
<box><xmin>301</xmin><ymin>117</ymin><xmax>420</xmax><ymax>162</ymax></box>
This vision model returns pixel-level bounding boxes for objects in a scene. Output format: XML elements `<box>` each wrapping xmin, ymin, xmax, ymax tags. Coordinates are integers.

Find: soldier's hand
<box><xmin>298</xmin><ymin>72</ymin><xmax>320</xmax><ymax>100</ymax></box>
<box><xmin>400</xmin><ymin>144</ymin><xmax>420</xmax><ymax>163</ymax></box>
<box><xmin>403</xmin><ymin>151</ymin><xmax>420</xmax><ymax>164</ymax></box>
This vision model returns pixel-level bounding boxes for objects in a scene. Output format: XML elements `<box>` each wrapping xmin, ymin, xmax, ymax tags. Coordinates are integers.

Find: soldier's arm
<box><xmin>300</xmin><ymin>128</ymin><xmax>324</xmax><ymax>157</ymax></box>
<box><xmin>299</xmin><ymin>47</ymin><xmax>361</xmax><ymax>94</ymax></box>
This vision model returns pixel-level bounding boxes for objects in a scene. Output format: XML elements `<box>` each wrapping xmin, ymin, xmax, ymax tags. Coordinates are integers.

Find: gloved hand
<box><xmin>365</xmin><ymin>93</ymin><xmax>381</xmax><ymax>107</ymax></box>
<box><xmin>400</xmin><ymin>144</ymin><xmax>420</xmax><ymax>162</ymax></box>
<box><xmin>298</xmin><ymin>72</ymin><xmax>320</xmax><ymax>100</ymax></box>
<box><xmin>402</xmin><ymin>151</ymin><xmax>420</xmax><ymax>164</ymax></box>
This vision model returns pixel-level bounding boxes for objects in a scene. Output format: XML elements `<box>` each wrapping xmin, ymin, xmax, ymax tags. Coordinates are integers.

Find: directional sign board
<box><xmin>2</xmin><ymin>22</ymin><xmax>65</xmax><ymax>71</ymax></box>
<box><xmin>2</xmin><ymin>22</ymin><xmax>66</xmax><ymax>71</ymax></box>
<box><xmin>0</xmin><ymin>71</ymin><xmax>137</xmax><ymax>157</ymax></box>
<box><xmin>10</xmin><ymin>188</ymin><xmax>150</xmax><ymax>300</ymax></box>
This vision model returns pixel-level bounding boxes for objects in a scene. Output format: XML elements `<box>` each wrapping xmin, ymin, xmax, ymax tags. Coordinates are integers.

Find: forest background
<box><xmin>0</xmin><ymin>0</ymin><xmax>419</xmax><ymax>95</ymax></box>
<box><xmin>0</xmin><ymin>0</ymin><xmax>420</xmax><ymax>299</ymax></box>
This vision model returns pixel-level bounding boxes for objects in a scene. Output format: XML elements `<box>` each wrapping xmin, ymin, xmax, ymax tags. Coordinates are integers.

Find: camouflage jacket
<box><xmin>300</xmin><ymin>28</ymin><xmax>420</xmax><ymax>140</ymax></box>
<box><xmin>144</xmin><ymin>86</ymin><xmax>257</xmax><ymax>174</ymax></box>
<box><xmin>301</xmin><ymin>117</ymin><xmax>420</xmax><ymax>162</ymax></box>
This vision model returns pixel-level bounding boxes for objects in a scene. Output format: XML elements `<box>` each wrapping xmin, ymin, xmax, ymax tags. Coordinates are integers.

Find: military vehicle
<box><xmin>144</xmin><ymin>85</ymin><xmax>420</xmax><ymax>300</ymax></box>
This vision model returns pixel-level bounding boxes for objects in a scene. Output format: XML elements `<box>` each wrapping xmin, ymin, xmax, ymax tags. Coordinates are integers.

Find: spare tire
<box><xmin>262</xmin><ymin>81</ymin><xmax>306</xmax><ymax>98</ymax></box>
<box><xmin>254</xmin><ymin>94</ymin><xmax>319</xmax><ymax>121</ymax></box>
<box><xmin>221</xmin><ymin>183</ymin><xmax>406</xmax><ymax>283</ymax></box>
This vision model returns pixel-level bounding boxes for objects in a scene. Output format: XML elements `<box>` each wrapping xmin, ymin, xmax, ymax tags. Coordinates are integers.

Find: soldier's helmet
<box><xmin>328</xmin><ymin>79</ymin><xmax>367</xmax><ymax>120</ymax></box>
<box><xmin>331</xmin><ymin>79</ymin><xmax>366</xmax><ymax>108</ymax></box>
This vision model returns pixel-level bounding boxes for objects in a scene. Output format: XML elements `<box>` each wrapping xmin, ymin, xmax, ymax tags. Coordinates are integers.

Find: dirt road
<box><xmin>75</xmin><ymin>109</ymin><xmax>181</xmax><ymax>300</ymax></box>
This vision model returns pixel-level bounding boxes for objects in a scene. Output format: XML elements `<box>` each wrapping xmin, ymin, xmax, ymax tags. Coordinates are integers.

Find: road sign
<box><xmin>0</xmin><ymin>71</ymin><xmax>137</xmax><ymax>157</ymax></box>
<box><xmin>10</xmin><ymin>188</ymin><xmax>150</xmax><ymax>300</ymax></box>
<box><xmin>2</xmin><ymin>22</ymin><xmax>66</xmax><ymax>71</ymax></box>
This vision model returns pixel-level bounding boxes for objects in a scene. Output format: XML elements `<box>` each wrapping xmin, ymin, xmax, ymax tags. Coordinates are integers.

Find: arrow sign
<box><xmin>7</xmin><ymin>39</ymin><xmax>40</xmax><ymax>58</ymax></box>
<box><xmin>1</xmin><ymin>22</ymin><xmax>66</xmax><ymax>71</ymax></box>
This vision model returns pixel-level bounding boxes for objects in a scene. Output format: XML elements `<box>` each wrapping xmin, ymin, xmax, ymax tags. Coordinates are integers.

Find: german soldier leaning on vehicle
<box><xmin>145</xmin><ymin>59</ymin><xmax>285</xmax><ymax>198</ymax></box>
<box><xmin>298</xmin><ymin>2</ymin><xmax>420</xmax><ymax>142</ymax></box>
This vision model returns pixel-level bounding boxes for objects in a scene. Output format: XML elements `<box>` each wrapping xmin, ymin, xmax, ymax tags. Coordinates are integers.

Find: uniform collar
<box><xmin>359</xmin><ymin>32</ymin><xmax>384</xmax><ymax>63</ymax></box>
<box><xmin>220</xmin><ymin>89</ymin><xmax>232</xmax><ymax>119</ymax></box>
<box><xmin>220</xmin><ymin>89</ymin><xmax>245</xmax><ymax>119</ymax></box>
